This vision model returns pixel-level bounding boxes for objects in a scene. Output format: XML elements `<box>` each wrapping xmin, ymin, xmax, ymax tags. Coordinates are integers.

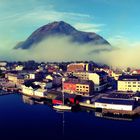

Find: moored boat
<box><xmin>53</xmin><ymin>104</ymin><xmax>71</xmax><ymax>110</ymax></box>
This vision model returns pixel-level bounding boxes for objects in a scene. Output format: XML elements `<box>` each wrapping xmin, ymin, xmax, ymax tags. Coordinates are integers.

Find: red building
<box><xmin>67</xmin><ymin>63</ymin><xmax>86</xmax><ymax>72</ymax></box>
<box><xmin>63</xmin><ymin>79</ymin><xmax>94</xmax><ymax>96</ymax></box>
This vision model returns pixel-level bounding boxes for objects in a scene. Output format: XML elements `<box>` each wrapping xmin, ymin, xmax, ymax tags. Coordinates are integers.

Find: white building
<box><xmin>21</xmin><ymin>85</ymin><xmax>34</xmax><ymax>96</ymax></box>
<box><xmin>21</xmin><ymin>85</ymin><xmax>48</xmax><ymax>97</ymax></box>
<box><xmin>34</xmin><ymin>88</ymin><xmax>47</xmax><ymax>97</ymax></box>
<box><xmin>95</xmin><ymin>98</ymin><xmax>134</xmax><ymax>111</ymax></box>
<box><xmin>118</xmin><ymin>75</ymin><xmax>140</xmax><ymax>92</ymax></box>
<box><xmin>73</xmin><ymin>71</ymin><xmax>107</xmax><ymax>91</ymax></box>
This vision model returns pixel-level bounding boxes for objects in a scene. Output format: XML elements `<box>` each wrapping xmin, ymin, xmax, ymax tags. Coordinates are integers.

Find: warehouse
<box><xmin>95</xmin><ymin>97</ymin><xmax>135</xmax><ymax>111</ymax></box>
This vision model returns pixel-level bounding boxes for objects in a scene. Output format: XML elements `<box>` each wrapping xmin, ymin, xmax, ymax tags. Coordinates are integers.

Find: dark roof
<box><xmin>64</xmin><ymin>79</ymin><xmax>92</xmax><ymax>85</ymax></box>
<box><xmin>108</xmin><ymin>93</ymin><xmax>134</xmax><ymax>99</ymax></box>
<box><xmin>95</xmin><ymin>71</ymin><xmax>107</xmax><ymax>76</ymax></box>
<box><xmin>95</xmin><ymin>98</ymin><xmax>135</xmax><ymax>106</ymax></box>
<box><xmin>118</xmin><ymin>75</ymin><xmax>140</xmax><ymax>81</ymax></box>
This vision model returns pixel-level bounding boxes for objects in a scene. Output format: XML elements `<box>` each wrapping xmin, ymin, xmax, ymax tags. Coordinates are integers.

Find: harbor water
<box><xmin>0</xmin><ymin>94</ymin><xmax>139</xmax><ymax>140</ymax></box>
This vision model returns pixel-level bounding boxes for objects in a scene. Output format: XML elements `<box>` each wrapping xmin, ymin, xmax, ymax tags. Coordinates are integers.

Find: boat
<box><xmin>53</xmin><ymin>78</ymin><xmax>71</xmax><ymax>111</ymax></box>
<box><xmin>53</xmin><ymin>104</ymin><xmax>71</xmax><ymax>110</ymax></box>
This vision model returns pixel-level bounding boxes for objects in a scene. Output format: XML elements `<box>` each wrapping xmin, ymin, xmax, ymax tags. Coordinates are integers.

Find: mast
<box><xmin>62</xmin><ymin>77</ymin><xmax>65</xmax><ymax>105</ymax></box>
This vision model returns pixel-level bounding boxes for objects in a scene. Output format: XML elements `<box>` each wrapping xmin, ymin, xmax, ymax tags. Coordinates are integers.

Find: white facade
<box><xmin>34</xmin><ymin>89</ymin><xmax>47</xmax><ymax>97</ymax></box>
<box><xmin>95</xmin><ymin>102</ymin><xmax>133</xmax><ymax>111</ymax></box>
<box><xmin>22</xmin><ymin>85</ymin><xmax>34</xmax><ymax>96</ymax></box>
<box><xmin>118</xmin><ymin>81</ymin><xmax>140</xmax><ymax>92</ymax></box>
<box><xmin>89</xmin><ymin>73</ymin><xmax>100</xmax><ymax>85</ymax></box>
<box><xmin>22</xmin><ymin>85</ymin><xmax>47</xmax><ymax>97</ymax></box>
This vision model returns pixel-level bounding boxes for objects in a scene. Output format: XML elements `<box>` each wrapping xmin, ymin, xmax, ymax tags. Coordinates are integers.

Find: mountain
<box><xmin>15</xmin><ymin>21</ymin><xmax>111</xmax><ymax>49</ymax></box>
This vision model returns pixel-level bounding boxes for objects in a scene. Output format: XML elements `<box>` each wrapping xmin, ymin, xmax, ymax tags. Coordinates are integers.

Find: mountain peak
<box><xmin>15</xmin><ymin>21</ymin><xmax>111</xmax><ymax>49</ymax></box>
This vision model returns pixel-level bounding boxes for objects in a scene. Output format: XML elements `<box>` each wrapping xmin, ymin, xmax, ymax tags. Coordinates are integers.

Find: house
<box><xmin>21</xmin><ymin>84</ymin><xmax>47</xmax><ymax>98</ymax></box>
<box><xmin>21</xmin><ymin>85</ymin><xmax>35</xmax><ymax>96</ymax></box>
<box><xmin>34</xmin><ymin>88</ymin><xmax>47</xmax><ymax>97</ymax></box>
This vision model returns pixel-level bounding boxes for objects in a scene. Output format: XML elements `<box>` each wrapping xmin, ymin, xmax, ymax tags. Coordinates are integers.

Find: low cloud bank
<box><xmin>0</xmin><ymin>35</ymin><xmax>140</xmax><ymax>68</ymax></box>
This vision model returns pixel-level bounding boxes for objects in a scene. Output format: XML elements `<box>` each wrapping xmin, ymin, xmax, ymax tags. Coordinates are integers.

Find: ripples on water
<box><xmin>0</xmin><ymin>94</ymin><xmax>139</xmax><ymax>140</ymax></box>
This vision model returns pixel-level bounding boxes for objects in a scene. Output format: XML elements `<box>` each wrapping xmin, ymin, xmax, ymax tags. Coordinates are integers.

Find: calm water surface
<box><xmin>0</xmin><ymin>94</ymin><xmax>139</xmax><ymax>140</ymax></box>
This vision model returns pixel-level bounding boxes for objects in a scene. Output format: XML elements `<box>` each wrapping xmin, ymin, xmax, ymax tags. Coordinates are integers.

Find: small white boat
<box><xmin>53</xmin><ymin>104</ymin><xmax>71</xmax><ymax>110</ymax></box>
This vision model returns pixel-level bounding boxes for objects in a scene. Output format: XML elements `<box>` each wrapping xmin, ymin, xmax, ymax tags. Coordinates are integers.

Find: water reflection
<box><xmin>95</xmin><ymin>111</ymin><xmax>133</xmax><ymax>121</ymax></box>
<box><xmin>21</xmin><ymin>95</ymin><xmax>135</xmax><ymax>122</ymax></box>
<box><xmin>22</xmin><ymin>95</ymin><xmax>52</xmax><ymax>106</ymax></box>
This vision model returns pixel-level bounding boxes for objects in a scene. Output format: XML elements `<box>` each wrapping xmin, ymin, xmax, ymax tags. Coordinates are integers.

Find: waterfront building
<box><xmin>6</xmin><ymin>73</ymin><xmax>18</xmax><ymax>83</ymax></box>
<box><xmin>95</xmin><ymin>98</ymin><xmax>135</xmax><ymax>111</ymax></box>
<box><xmin>73</xmin><ymin>71</ymin><xmax>108</xmax><ymax>91</ymax></box>
<box><xmin>21</xmin><ymin>84</ymin><xmax>47</xmax><ymax>97</ymax></box>
<box><xmin>34</xmin><ymin>88</ymin><xmax>47</xmax><ymax>97</ymax></box>
<box><xmin>118</xmin><ymin>75</ymin><xmax>140</xmax><ymax>92</ymax></box>
<box><xmin>63</xmin><ymin>78</ymin><xmax>94</xmax><ymax>96</ymax></box>
<box><xmin>21</xmin><ymin>85</ymin><xmax>35</xmax><ymax>96</ymax></box>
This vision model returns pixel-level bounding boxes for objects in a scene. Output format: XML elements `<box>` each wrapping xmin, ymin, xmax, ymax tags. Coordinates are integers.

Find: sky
<box><xmin>0</xmin><ymin>0</ymin><xmax>140</xmax><ymax>67</ymax></box>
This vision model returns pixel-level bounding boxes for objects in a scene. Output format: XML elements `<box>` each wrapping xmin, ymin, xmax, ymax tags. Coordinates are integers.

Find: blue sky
<box><xmin>0</xmin><ymin>0</ymin><xmax>140</xmax><ymax>49</ymax></box>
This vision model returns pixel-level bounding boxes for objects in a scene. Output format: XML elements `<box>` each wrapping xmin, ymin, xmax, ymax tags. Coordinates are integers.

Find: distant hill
<box><xmin>14</xmin><ymin>21</ymin><xmax>111</xmax><ymax>49</ymax></box>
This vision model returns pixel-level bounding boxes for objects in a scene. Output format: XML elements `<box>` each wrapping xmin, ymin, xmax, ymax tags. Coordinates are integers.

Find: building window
<box><xmin>133</xmin><ymin>82</ymin><xmax>136</xmax><ymax>84</ymax></box>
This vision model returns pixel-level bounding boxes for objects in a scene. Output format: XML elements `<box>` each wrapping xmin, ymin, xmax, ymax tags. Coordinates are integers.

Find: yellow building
<box><xmin>118</xmin><ymin>75</ymin><xmax>140</xmax><ymax>92</ymax></box>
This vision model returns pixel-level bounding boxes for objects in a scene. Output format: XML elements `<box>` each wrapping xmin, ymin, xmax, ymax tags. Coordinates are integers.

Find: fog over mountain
<box><xmin>15</xmin><ymin>21</ymin><xmax>111</xmax><ymax>49</ymax></box>
<box><xmin>0</xmin><ymin>21</ymin><xmax>139</xmax><ymax>68</ymax></box>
